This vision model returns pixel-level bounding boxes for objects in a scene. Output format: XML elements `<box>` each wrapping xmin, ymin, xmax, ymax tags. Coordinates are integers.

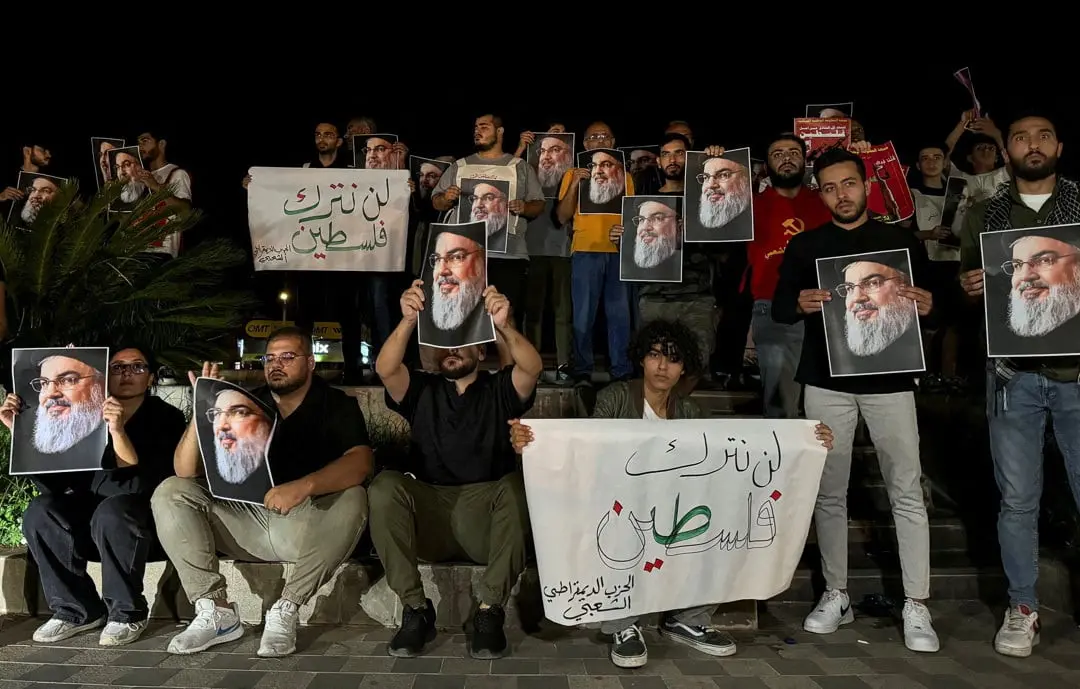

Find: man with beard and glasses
<box><xmin>469</xmin><ymin>181</ymin><xmax>510</xmax><ymax>241</ymax></box>
<box><xmin>421</xmin><ymin>223</ymin><xmax>491</xmax><ymax>348</ymax></box>
<box><xmin>746</xmin><ymin>134</ymin><xmax>832</xmax><ymax>418</ymax></box>
<box><xmin>959</xmin><ymin>112</ymin><xmax>1080</xmax><ymax>658</ymax></box>
<box><xmin>580</xmin><ymin>149</ymin><xmax>627</xmax><ymax>213</ymax></box>
<box><xmin>534</xmin><ymin>133</ymin><xmax>574</xmax><ymax>194</ymax></box>
<box><xmin>112</xmin><ymin>149</ymin><xmax>148</xmax><ymax>209</ymax></box>
<box><xmin>773</xmin><ymin>147</ymin><xmax>939</xmax><ymax>654</ymax></box>
<box><xmin>18</xmin><ymin>174</ymin><xmax>61</xmax><ymax>225</ymax></box>
<box><xmin>837</xmin><ymin>256</ymin><xmax>922</xmax><ymax>364</ymax></box>
<box><xmin>630</xmin><ymin>198</ymin><xmax>680</xmax><ymax>273</ymax></box>
<box><xmin>697</xmin><ymin>155</ymin><xmax>752</xmax><ymax>233</ymax></box>
<box><xmin>1004</xmin><ymin>232</ymin><xmax>1080</xmax><ymax>342</ymax></box>
<box><xmin>5</xmin><ymin>347</ymin><xmax>185</xmax><ymax>648</ymax></box>
<box><xmin>557</xmin><ymin>121</ymin><xmax>637</xmax><ymax>388</ymax></box>
<box><xmin>372</xmin><ymin>281</ymin><xmax>542</xmax><ymax>660</ymax></box>
<box><xmin>208</xmin><ymin>387</ymin><xmax>273</xmax><ymax>488</ymax></box>
<box><xmin>613</xmin><ymin>134</ymin><xmax>722</xmax><ymax>373</ymax></box>
<box><xmin>432</xmin><ymin>114</ymin><xmax>545</xmax><ymax>331</ymax></box>
<box><xmin>154</xmin><ymin>327</ymin><xmax>372</xmax><ymax>658</ymax></box>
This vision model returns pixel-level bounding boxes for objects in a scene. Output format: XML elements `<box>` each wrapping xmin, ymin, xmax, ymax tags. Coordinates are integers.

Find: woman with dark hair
<box><xmin>509</xmin><ymin>319</ymin><xmax>835</xmax><ymax>668</ymax></box>
<box><xmin>1</xmin><ymin>345</ymin><xmax>186</xmax><ymax>647</ymax></box>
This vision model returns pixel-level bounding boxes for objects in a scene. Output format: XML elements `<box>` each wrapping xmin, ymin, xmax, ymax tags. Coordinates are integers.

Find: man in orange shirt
<box><xmin>556</xmin><ymin>122</ymin><xmax>636</xmax><ymax>385</ymax></box>
<box><xmin>746</xmin><ymin>133</ymin><xmax>832</xmax><ymax>417</ymax></box>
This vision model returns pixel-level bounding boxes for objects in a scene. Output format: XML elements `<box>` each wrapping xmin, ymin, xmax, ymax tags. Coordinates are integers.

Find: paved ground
<box><xmin>0</xmin><ymin>601</ymin><xmax>1077</xmax><ymax>688</ymax></box>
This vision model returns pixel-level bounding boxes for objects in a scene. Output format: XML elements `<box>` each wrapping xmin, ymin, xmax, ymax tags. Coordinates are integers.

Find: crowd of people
<box><xmin>0</xmin><ymin>104</ymin><xmax>1076</xmax><ymax>669</ymax></box>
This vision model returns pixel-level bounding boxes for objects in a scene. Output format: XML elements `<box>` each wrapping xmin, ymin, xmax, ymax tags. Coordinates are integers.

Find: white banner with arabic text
<box><xmin>247</xmin><ymin>166</ymin><xmax>410</xmax><ymax>271</ymax></box>
<box><xmin>522</xmin><ymin>419</ymin><xmax>826</xmax><ymax>625</ymax></box>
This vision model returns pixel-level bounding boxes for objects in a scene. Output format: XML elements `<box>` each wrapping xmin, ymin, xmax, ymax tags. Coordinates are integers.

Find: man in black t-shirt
<box><xmin>153</xmin><ymin>327</ymin><xmax>373</xmax><ymax>658</ymax></box>
<box><xmin>3</xmin><ymin>347</ymin><xmax>185</xmax><ymax>648</ymax></box>
<box><xmin>371</xmin><ymin>280</ymin><xmax>542</xmax><ymax>660</ymax></box>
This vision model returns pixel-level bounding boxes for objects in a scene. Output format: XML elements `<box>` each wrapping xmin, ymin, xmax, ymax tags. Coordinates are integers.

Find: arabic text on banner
<box><xmin>522</xmin><ymin>419</ymin><xmax>827</xmax><ymax>625</ymax></box>
<box><xmin>247</xmin><ymin>166</ymin><xmax>411</xmax><ymax>272</ymax></box>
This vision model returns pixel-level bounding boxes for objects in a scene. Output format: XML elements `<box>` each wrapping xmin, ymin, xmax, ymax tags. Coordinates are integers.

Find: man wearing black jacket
<box><xmin>773</xmin><ymin>148</ymin><xmax>940</xmax><ymax>653</ymax></box>
<box><xmin>3</xmin><ymin>347</ymin><xmax>186</xmax><ymax>647</ymax></box>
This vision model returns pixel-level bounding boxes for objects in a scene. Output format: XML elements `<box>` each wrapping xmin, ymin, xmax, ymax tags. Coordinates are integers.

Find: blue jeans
<box><xmin>986</xmin><ymin>366</ymin><xmax>1080</xmax><ymax>610</ymax></box>
<box><xmin>571</xmin><ymin>252</ymin><xmax>632</xmax><ymax>379</ymax></box>
<box><xmin>752</xmin><ymin>299</ymin><xmax>804</xmax><ymax>418</ymax></box>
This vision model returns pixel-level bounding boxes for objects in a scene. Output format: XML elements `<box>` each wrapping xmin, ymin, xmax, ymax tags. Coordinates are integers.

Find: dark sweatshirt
<box><xmin>773</xmin><ymin>218</ymin><xmax>934</xmax><ymax>395</ymax></box>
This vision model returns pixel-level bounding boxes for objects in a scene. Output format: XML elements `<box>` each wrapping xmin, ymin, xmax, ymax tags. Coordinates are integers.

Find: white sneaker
<box><xmin>994</xmin><ymin>605</ymin><xmax>1040</xmax><ymax>658</ymax></box>
<box><xmin>902</xmin><ymin>599</ymin><xmax>940</xmax><ymax>653</ymax></box>
<box><xmin>32</xmin><ymin>615</ymin><xmax>105</xmax><ymax>643</ymax></box>
<box><xmin>167</xmin><ymin>599</ymin><xmax>244</xmax><ymax>654</ymax></box>
<box><xmin>803</xmin><ymin>589</ymin><xmax>854</xmax><ymax>634</ymax></box>
<box><xmin>99</xmin><ymin>619</ymin><xmax>148</xmax><ymax>647</ymax></box>
<box><xmin>258</xmin><ymin>599</ymin><xmax>299</xmax><ymax>657</ymax></box>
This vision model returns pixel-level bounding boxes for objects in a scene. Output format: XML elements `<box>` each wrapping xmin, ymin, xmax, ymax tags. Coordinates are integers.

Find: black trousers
<box><xmin>22</xmin><ymin>493</ymin><xmax>156</xmax><ymax>624</ymax></box>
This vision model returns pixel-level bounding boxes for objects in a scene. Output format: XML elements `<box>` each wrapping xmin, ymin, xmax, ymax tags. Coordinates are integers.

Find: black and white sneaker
<box><xmin>610</xmin><ymin>624</ymin><xmax>648</xmax><ymax>668</ymax></box>
<box><xmin>659</xmin><ymin>617</ymin><xmax>737</xmax><ymax>656</ymax></box>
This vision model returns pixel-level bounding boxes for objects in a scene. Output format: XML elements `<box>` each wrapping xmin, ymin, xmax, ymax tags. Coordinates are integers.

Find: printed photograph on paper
<box><xmin>459</xmin><ymin>177</ymin><xmax>510</xmax><ymax>255</ymax></box>
<box><xmin>980</xmin><ymin>224</ymin><xmax>1080</xmax><ymax>358</ymax></box>
<box><xmin>108</xmin><ymin>145</ymin><xmax>148</xmax><ymax>213</ymax></box>
<box><xmin>9</xmin><ymin>347</ymin><xmax>110</xmax><ymax>475</ymax></box>
<box><xmin>352</xmin><ymin>133</ymin><xmax>400</xmax><ymax>170</ymax></box>
<box><xmin>194</xmin><ymin>378</ymin><xmax>276</xmax><ymax>505</ymax></box>
<box><xmin>528</xmin><ymin>132</ymin><xmax>575</xmax><ymax>198</ymax></box>
<box><xmin>577</xmin><ymin>148</ymin><xmax>626</xmax><ymax>216</ymax></box>
<box><xmin>683</xmin><ymin>147</ymin><xmax>754</xmax><ymax>243</ymax></box>
<box><xmin>410</xmin><ymin>156</ymin><xmax>450</xmax><ymax>204</ymax></box>
<box><xmin>91</xmin><ymin>137</ymin><xmax>125</xmax><ymax>190</ymax></box>
<box><xmin>6</xmin><ymin>171</ymin><xmax>65</xmax><ymax>230</ymax></box>
<box><xmin>620</xmin><ymin>145</ymin><xmax>660</xmax><ymax>176</ymax></box>
<box><xmin>816</xmin><ymin>249</ymin><xmax>925</xmax><ymax>377</ymax></box>
<box><xmin>418</xmin><ymin>221</ymin><xmax>495</xmax><ymax>349</ymax></box>
<box><xmin>620</xmin><ymin>195</ymin><xmax>683</xmax><ymax>283</ymax></box>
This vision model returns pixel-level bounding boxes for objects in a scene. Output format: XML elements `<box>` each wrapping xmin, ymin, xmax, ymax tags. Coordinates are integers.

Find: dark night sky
<box><xmin>4</xmin><ymin>59</ymin><xmax>1068</xmax><ymax>317</ymax></box>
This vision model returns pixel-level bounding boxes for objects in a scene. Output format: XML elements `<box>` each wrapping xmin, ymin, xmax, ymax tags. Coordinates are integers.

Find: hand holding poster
<box><xmin>522</xmin><ymin>419</ymin><xmax>827</xmax><ymax>625</ymax></box>
<box><xmin>980</xmin><ymin>224</ymin><xmax>1080</xmax><ymax>357</ymax></box>
<box><xmin>816</xmin><ymin>249</ymin><xmax>926</xmax><ymax>377</ymax></box>
<box><xmin>9</xmin><ymin>347</ymin><xmax>110</xmax><ymax>475</ymax></box>
<box><xmin>247</xmin><ymin>166</ymin><xmax>410</xmax><ymax>272</ymax></box>
<box><xmin>194</xmin><ymin>378</ymin><xmax>276</xmax><ymax>504</ymax></box>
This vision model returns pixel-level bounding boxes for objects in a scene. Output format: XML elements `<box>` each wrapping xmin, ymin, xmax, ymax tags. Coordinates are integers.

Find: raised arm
<box><xmin>376</xmin><ymin>280</ymin><xmax>423</xmax><ymax>404</ymax></box>
<box><xmin>173</xmin><ymin>362</ymin><xmax>220</xmax><ymax>478</ymax></box>
<box><xmin>484</xmin><ymin>287</ymin><xmax>542</xmax><ymax>402</ymax></box>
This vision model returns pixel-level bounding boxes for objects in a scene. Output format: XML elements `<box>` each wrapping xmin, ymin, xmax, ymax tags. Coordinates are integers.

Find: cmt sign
<box><xmin>244</xmin><ymin>320</ymin><xmax>342</xmax><ymax>340</ymax></box>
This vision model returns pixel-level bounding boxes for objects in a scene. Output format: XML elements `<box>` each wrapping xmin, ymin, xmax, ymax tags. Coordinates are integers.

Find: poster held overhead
<box><xmin>9</xmin><ymin>347</ymin><xmax>110</xmax><ymax>475</ymax></box>
<box><xmin>683</xmin><ymin>148</ymin><xmax>755</xmax><ymax>243</ymax></box>
<box><xmin>417</xmin><ymin>221</ymin><xmax>496</xmax><ymax>349</ymax></box>
<box><xmin>194</xmin><ymin>377</ymin><xmax>277</xmax><ymax>505</ymax></box>
<box><xmin>529</xmin><ymin>133</ymin><xmax>575</xmax><ymax>199</ymax></box>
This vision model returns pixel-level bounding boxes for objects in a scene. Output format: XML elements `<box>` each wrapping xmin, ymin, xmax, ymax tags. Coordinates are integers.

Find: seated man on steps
<box><xmin>507</xmin><ymin>320</ymin><xmax>837</xmax><ymax>669</ymax></box>
<box><xmin>4</xmin><ymin>346</ymin><xmax>186</xmax><ymax>647</ymax></box>
<box><xmin>371</xmin><ymin>280</ymin><xmax>541</xmax><ymax>660</ymax></box>
<box><xmin>152</xmin><ymin>326</ymin><xmax>372</xmax><ymax>657</ymax></box>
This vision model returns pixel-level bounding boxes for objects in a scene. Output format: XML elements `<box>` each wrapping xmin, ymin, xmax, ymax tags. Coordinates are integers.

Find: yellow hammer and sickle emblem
<box><xmin>782</xmin><ymin>218</ymin><xmax>806</xmax><ymax>236</ymax></box>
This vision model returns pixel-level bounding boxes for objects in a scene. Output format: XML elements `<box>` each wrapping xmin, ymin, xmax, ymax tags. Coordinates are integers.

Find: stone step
<box><xmin>810</xmin><ymin>518</ymin><xmax>998</xmax><ymax>557</ymax></box>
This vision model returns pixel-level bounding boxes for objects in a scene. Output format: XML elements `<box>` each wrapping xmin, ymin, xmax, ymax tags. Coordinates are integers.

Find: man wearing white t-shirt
<box><xmin>135</xmin><ymin>130</ymin><xmax>192</xmax><ymax>258</ymax></box>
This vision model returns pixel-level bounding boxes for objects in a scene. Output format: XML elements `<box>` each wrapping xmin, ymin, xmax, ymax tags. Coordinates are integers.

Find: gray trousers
<box><xmin>751</xmin><ymin>299</ymin><xmax>804</xmax><ymax>419</ymax></box>
<box><xmin>600</xmin><ymin>605</ymin><xmax>716</xmax><ymax>635</ymax></box>
<box><xmin>804</xmin><ymin>386</ymin><xmax>930</xmax><ymax>599</ymax></box>
<box><xmin>151</xmin><ymin>477</ymin><xmax>367</xmax><ymax>606</ymax></box>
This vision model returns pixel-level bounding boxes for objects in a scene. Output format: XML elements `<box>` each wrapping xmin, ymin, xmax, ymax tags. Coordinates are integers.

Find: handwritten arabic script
<box><xmin>522</xmin><ymin>419</ymin><xmax>827</xmax><ymax>626</ymax></box>
<box><xmin>247</xmin><ymin>166</ymin><xmax>410</xmax><ymax>272</ymax></box>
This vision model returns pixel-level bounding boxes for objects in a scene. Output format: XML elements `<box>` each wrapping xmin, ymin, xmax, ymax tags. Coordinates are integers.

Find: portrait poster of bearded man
<box><xmin>410</xmin><ymin>156</ymin><xmax>451</xmax><ymax>203</ymax></box>
<box><xmin>619</xmin><ymin>195</ymin><xmax>683</xmax><ymax>283</ymax></box>
<box><xmin>194</xmin><ymin>378</ymin><xmax>277</xmax><ymax>504</ymax></box>
<box><xmin>815</xmin><ymin>248</ymin><xmax>927</xmax><ymax>377</ymax></box>
<box><xmin>7</xmin><ymin>171</ymin><xmax>66</xmax><ymax>230</ymax></box>
<box><xmin>577</xmin><ymin>148</ymin><xmax>627</xmax><ymax>216</ymax></box>
<box><xmin>458</xmin><ymin>177</ymin><xmax>512</xmax><ymax>254</ymax></box>
<box><xmin>417</xmin><ymin>221</ymin><xmax>496</xmax><ymax>349</ymax></box>
<box><xmin>90</xmin><ymin>136</ymin><xmax>125</xmax><ymax>190</ymax></box>
<box><xmin>683</xmin><ymin>147</ymin><xmax>755</xmax><ymax>242</ymax></box>
<box><xmin>980</xmin><ymin>224</ymin><xmax>1080</xmax><ymax>357</ymax></box>
<box><xmin>353</xmin><ymin>133</ymin><xmax>400</xmax><ymax>170</ymax></box>
<box><xmin>9</xmin><ymin>347</ymin><xmax>110</xmax><ymax>475</ymax></box>
<box><xmin>528</xmin><ymin>132</ymin><xmax>575</xmax><ymax>198</ymax></box>
<box><xmin>106</xmin><ymin>145</ymin><xmax>149</xmax><ymax>213</ymax></box>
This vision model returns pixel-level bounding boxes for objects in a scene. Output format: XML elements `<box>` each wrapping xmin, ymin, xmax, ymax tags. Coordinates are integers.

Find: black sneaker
<box><xmin>610</xmin><ymin>624</ymin><xmax>648</xmax><ymax>668</ymax></box>
<box><xmin>389</xmin><ymin>599</ymin><xmax>436</xmax><ymax>657</ymax></box>
<box><xmin>659</xmin><ymin>617</ymin><xmax>737</xmax><ymax>656</ymax></box>
<box><xmin>470</xmin><ymin>605</ymin><xmax>507</xmax><ymax>659</ymax></box>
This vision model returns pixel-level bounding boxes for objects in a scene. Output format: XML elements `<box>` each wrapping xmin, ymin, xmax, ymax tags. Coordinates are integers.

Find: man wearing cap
<box><xmin>2</xmin><ymin>347</ymin><xmax>185</xmax><ymax>647</ymax></box>
<box><xmin>773</xmin><ymin>147</ymin><xmax>939</xmax><ymax>653</ymax></box>
<box><xmin>959</xmin><ymin>112</ymin><xmax>1080</xmax><ymax>658</ymax></box>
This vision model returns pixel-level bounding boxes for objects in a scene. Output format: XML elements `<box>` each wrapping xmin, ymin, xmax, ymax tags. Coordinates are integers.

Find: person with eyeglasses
<box><xmin>154</xmin><ymin>326</ymin><xmax>373</xmax><ymax>658</ymax></box>
<box><xmin>958</xmin><ymin>112</ymin><xmax>1080</xmax><ymax>658</ymax></box>
<box><xmin>4</xmin><ymin>347</ymin><xmax>185</xmax><ymax>647</ymax></box>
<box><xmin>773</xmin><ymin>146</ymin><xmax>940</xmax><ymax>654</ymax></box>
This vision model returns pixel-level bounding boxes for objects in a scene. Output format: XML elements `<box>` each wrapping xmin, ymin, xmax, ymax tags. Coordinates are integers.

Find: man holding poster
<box><xmin>773</xmin><ymin>147</ymin><xmax>941</xmax><ymax>653</ymax></box>
<box><xmin>510</xmin><ymin>320</ymin><xmax>835</xmax><ymax>668</ymax></box>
